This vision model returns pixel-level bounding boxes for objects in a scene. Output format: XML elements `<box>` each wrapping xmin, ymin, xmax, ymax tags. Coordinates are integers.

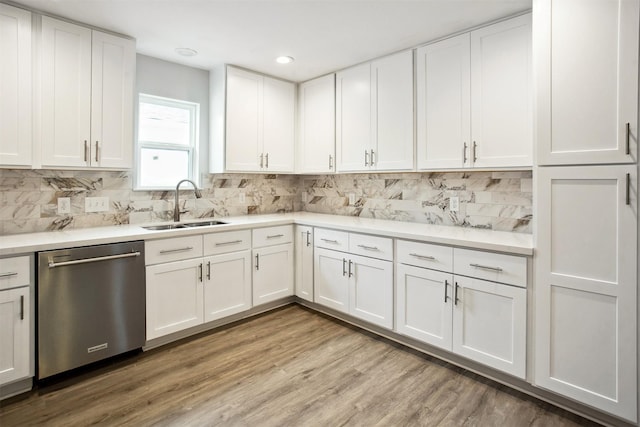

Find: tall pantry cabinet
<box><xmin>533</xmin><ymin>0</ymin><xmax>639</xmax><ymax>423</ymax></box>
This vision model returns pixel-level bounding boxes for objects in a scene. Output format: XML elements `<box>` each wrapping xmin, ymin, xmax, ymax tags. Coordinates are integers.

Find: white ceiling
<box><xmin>12</xmin><ymin>0</ymin><xmax>531</xmax><ymax>82</ymax></box>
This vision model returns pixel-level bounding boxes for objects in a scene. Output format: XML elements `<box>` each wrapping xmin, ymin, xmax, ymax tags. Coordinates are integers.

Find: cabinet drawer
<box><xmin>0</xmin><ymin>256</ymin><xmax>30</xmax><ymax>290</ymax></box>
<box><xmin>203</xmin><ymin>230</ymin><xmax>251</xmax><ymax>255</ymax></box>
<box><xmin>397</xmin><ymin>240</ymin><xmax>453</xmax><ymax>272</ymax></box>
<box><xmin>145</xmin><ymin>235</ymin><xmax>203</xmax><ymax>265</ymax></box>
<box><xmin>453</xmin><ymin>248</ymin><xmax>527</xmax><ymax>288</ymax></box>
<box><xmin>314</xmin><ymin>228</ymin><xmax>349</xmax><ymax>251</ymax></box>
<box><xmin>349</xmin><ymin>233</ymin><xmax>393</xmax><ymax>261</ymax></box>
<box><xmin>252</xmin><ymin>225</ymin><xmax>293</xmax><ymax>248</ymax></box>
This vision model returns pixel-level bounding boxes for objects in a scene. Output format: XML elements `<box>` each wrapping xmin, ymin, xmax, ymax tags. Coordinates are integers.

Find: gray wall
<box><xmin>135</xmin><ymin>54</ymin><xmax>210</xmax><ymax>181</ymax></box>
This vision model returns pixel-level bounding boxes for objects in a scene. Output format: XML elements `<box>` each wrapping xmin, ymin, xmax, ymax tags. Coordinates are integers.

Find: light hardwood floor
<box><xmin>0</xmin><ymin>305</ymin><xmax>599</xmax><ymax>426</ymax></box>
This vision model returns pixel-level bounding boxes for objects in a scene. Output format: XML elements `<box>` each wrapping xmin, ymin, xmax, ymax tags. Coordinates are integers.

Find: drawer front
<box><xmin>203</xmin><ymin>230</ymin><xmax>251</xmax><ymax>255</ymax></box>
<box><xmin>252</xmin><ymin>225</ymin><xmax>293</xmax><ymax>248</ymax></box>
<box><xmin>0</xmin><ymin>255</ymin><xmax>30</xmax><ymax>290</ymax></box>
<box><xmin>145</xmin><ymin>235</ymin><xmax>203</xmax><ymax>265</ymax></box>
<box><xmin>349</xmin><ymin>233</ymin><xmax>393</xmax><ymax>261</ymax></box>
<box><xmin>453</xmin><ymin>248</ymin><xmax>527</xmax><ymax>288</ymax></box>
<box><xmin>397</xmin><ymin>240</ymin><xmax>453</xmax><ymax>272</ymax></box>
<box><xmin>314</xmin><ymin>228</ymin><xmax>349</xmax><ymax>251</ymax></box>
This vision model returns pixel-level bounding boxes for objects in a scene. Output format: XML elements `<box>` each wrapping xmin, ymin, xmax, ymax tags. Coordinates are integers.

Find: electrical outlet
<box><xmin>449</xmin><ymin>196</ymin><xmax>460</xmax><ymax>212</ymax></box>
<box><xmin>348</xmin><ymin>193</ymin><xmax>356</xmax><ymax>206</ymax></box>
<box><xmin>85</xmin><ymin>196</ymin><xmax>109</xmax><ymax>213</ymax></box>
<box><xmin>301</xmin><ymin>192</ymin><xmax>308</xmax><ymax>203</ymax></box>
<box><xmin>57</xmin><ymin>197</ymin><xmax>71</xmax><ymax>214</ymax></box>
<box><xmin>239</xmin><ymin>192</ymin><xmax>246</xmax><ymax>203</ymax></box>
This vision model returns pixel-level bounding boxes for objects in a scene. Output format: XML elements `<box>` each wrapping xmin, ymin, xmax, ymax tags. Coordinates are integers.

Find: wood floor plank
<box><xmin>0</xmin><ymin>305</ymin><xmax>601</xmax><ymax>426</ymax></box>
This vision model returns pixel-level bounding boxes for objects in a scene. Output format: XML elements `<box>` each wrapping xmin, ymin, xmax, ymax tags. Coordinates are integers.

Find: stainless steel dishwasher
<box><xmin>37</xmin><ymin>241</ymin><xmax>145</xmax><ymax>379</ymax></box>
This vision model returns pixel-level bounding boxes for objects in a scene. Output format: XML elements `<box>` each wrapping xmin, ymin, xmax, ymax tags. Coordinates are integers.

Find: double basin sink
<box><xmin>142</xmin><ymin>220</ymin><xmax>227</xmax><ymax>231</ymax></box>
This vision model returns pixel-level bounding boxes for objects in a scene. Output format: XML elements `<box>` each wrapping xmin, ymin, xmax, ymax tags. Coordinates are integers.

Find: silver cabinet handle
<box><xmin>329</xmin><ymin>154</ymin><xmax>333</xmax><ymax>169</ymax></box>
<box><xmin>469</xmin><ymin>263</ymin><xmax>503</xmax><ymax>272</ymax></box>
<box><xmin>321</xmin><ymin>238</ymin><xmax>339</xmax><ymax>244</ymax></box>
<box><xmin>370</xmin><ymin>149</ymin><xmax>375</xmax><ymax>166</ymax></box>
<box><xmin>0</xmin><ymin>272</ymin><xmax>18</xmax><ymax>278</ymax></box>
<box><xmin>305</xmin><ymin>231</ymin><xmax>311</xmax><ymax>247</ymax></box>
<box><xmin>364</xmin><ymin>150</ymin><xmax>369</xmax><ymax>167</ymax></box>
<box><xmin>454</xmin><ymin>282</ymin><xmax>460</xmax><ymax>305</ymax></box>
<box><xmin>95</xmin><ymin>141</ymin><xmax>99</xmax><ymax>162</ymax></box>
<box><xmin>348</xmin><ymin>259</ymin><xmax>353</xmax><ymax>277</ymax></box>
<box><xmin>409</xmin><ymin>253</ymin><xmax>435</xmax><ymax>261</ymax></box>
<box><xmin>84</xmin><ymin>140</ymin><xmax>88</xmax><ymax>162</ymax></box>
<box><xmin>342</xmin><ymin>258</ymin><xmax>347</xmax><ymax>276</ymax></box>
<box><xmin>444</xmin><ymin>280</ymin><xmax>449</xmax><ymax>303</ymax></box>
<box><xmin>206</xmin><ymin>261</ymin><xmax>211</xmax><ymax>280</ymax></box>
<box><xmin>626</xmin><ymin>122</ymin><xmax>630</xmax><ymax>155</ymax></box>
<box><xmin>357</xmin><ymin>244</ymin><xmax>379</xmax><ymax>251</ymax></box>
<box><xmin>463</xmin><ymin>142</ymin><xmax>468</xmax><ymax>164</ymax></box>
<box><xmin>199</xmin><ymin>263</ymin><xmax>203</xmax><ymax>282</ymax></box>
<box><xmin>472</xmin><ymin>141</ymin><xmax>477</xmax><ymax>163</ymax></box>
<box><xmin>48</xmin><ymin>251</ymin><xmax>141</xmax><ymax>268</ymax></box>
<box><xmin>265</xmin><ymin>153</ymin><xmax>269</xmax><ymax>169</ymax></box>
<box><xmin>159</xmin><ymin>246</ymin><xmax>193</xmax><ymax>254</ymax></box>
<box><xmin>255</xmin><ymin>253</ymin><xmax>259</xmax><ymax>271</ymax></box>
<box><xmin>20</xmin><ymin>295</ymin><xmax>24</xmax><ymax>320</ymax></box>
<box><xmin>214</xmin><ymin>240</ymin><xmax>242</xmax><ymax>246</ymax></box>
<box><xmin>267</xmin><ymin>234</ymin><xmax>284</xmax><ymax>239</ymax></box>
<box><xmin>626</xmin><ymin>173</ymin><xmax>631</xmax><ymax>206</ymax></box>
<box><xmin>260</xmin><ymin>153</ymin><xmax>264</xmax><ymax>169</ymax></box>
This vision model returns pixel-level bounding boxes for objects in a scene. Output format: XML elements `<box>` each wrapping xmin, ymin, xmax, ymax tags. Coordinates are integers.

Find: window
<box><xmin>135</xmin><ymin>94</ymin><xmax>199</xmax><ymax>190</ymax></box>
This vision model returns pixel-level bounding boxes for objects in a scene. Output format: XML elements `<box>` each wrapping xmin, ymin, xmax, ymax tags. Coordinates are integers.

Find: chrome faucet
<box><xmin>174</xmin><ymin>179</ymin><xmax>202</xmax><ymax>222</ymax></box>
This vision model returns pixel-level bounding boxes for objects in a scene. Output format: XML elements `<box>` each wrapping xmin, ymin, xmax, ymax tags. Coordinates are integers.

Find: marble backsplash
<box><xmin>0</xmin><ymin>169</ymin><xmax>532</xmax><ymax>235</ymax></box>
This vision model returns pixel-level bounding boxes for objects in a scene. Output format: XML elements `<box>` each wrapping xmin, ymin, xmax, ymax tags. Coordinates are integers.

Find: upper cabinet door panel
<box><xmin>336</xmin><ymin>62</ymin><xmax>371</xmax><ymax>172</ymax></box>
<box><xmin>297</xmin><ymin>74</ymin><xmax>336</xmax><ymax>173</ymax></box>
<box><xmin>536</xmin><ymin>0</ymin><xmax>639</xmax><ymax>165</ymax></box>
<box><xmin>372</xmin><ymin>50</ymin><xmax>414</xmax><ymax>171</ymax></box>
<box><xmin>416</xmin><ymin>33</ymin><xmax>470</xmax><ymax>170</ymax></box>
<box><xmin>90</xmin><ymin>31</ymin><xmax>135</xmax><ymax>169</ymax></box>
<box><xmin>40</xmin><ymin>16</ymin><xmax>92</xmax><ymax>168</ymax></box>
<box><xmin>0</xmin><ymin>4</ymin><xmax>32</xmax><ymax>167</ymax></box>
<box><xmin>263</xmin><ymin>76</ymin><xmax>295</xmax><ymax>172</ymax></box>
<box><xmin>225</xmin><ymin>67</ymin><xmax>262</xmax><ymax>171</ymax></box>
<box><xmin>471</xmin><ymin>13</ymin><xmax>532</xmax><ymax>168</ymax></box>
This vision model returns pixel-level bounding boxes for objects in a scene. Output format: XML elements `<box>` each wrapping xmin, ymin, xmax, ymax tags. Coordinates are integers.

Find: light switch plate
<box><xmin>57</xmin><ymin>197</ymin><xmax>71</xmax><ymax>214</ymax></box>
<box><xmin>85</xmin><ymin>196</ymin><xmax>109</xmax><ymax>212</ymax></box>
<box><xmin>348</xmin><ymin>193</ymin><xmax>356</xmax><ymax>205</ymax></box>
<box><xmin>449</xmin><ymin>196</ymin><xmax>459</xmax><ymax>212</ymax></box>
<box><xmin>239</xmin><ymin>192</ymin><xmax>246</xmax><ymax>203</ymax></box>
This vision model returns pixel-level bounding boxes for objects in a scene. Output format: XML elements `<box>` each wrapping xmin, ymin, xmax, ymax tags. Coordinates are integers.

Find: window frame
<box><xmin>134</xmin><ymin>93</ymin><xmax>200</xmax><ymax>191</ymax></box>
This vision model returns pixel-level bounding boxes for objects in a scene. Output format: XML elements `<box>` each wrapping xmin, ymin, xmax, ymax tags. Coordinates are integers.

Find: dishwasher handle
<box><xmin>48</xmin><ymin>251</ymin><xmax>141</xmax><ymax>268</ymax></box>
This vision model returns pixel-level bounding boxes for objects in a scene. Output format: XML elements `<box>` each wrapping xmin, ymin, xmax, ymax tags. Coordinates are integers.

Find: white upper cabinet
<box><xmin>297</xmin><ymin>74</ymin><xmax>336</xmax><ymax>173</ymax></box>
<box><xmin>224</xmin><ymin>66</ymin><xmax>295</xmax><ymax>173</ymax></box>
<box><xmin>40</xmin><ymin>16</ymin><xmax>135</xmax><ymax>169</ymax></box>
<box><xmin>0</xmin><ymin>4</ymin><xmax>32</xmax><ymax>167</ymax></box>
<box><xmin>337</xmin><ymin>50</ymin><xmax>414</xmax><ymax>172</ymax></box>
<box><xmin>536</xmin><ymin>0</ymin><xmax>639</xmax><ymax>165</ymax></box>
<box><xmin>416</xmin><ymin>14</ymin><xmax>532</xmax><ymax>169</ymax></box>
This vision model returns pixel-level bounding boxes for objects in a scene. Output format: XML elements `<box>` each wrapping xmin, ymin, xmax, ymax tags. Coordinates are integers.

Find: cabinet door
<box><xmin>297</xmin><ymin>74</ymin><xmax>335</xmax><ymax>173</ymax></box>
<box><xmin>263</xmin><ymin>76</ymin><xmax>295</xmax><ymax>172</ymax></box>
<box><xmin>90</xmin><ymin>31</ymin><xmax>135</xmax><ymax>169</ymax></box>
<box><xmin>314</xmin><ymin>247</ymin><xmax>349</xmax><ymax>313</ymax></box>
<box><xmin>536</xmin><ymin>0</ymin><xmax>639</xmax><ymax>165</ymax></box>
<box><xmin>372</xmin><ymin>50</ymin><xmax>414</xmax><ymax>171</ymax></box>
<box><xmin>204</xmin><ymin>250</ymin><xmax>251</xmax><ymax>322</ymax></box>
<box><xmin>416</xmin><ymin>34</ymin><xmax>470</xmax><ymax>170</ymax></box>
<box><xmin>253</xmin><ymin>243</ymin><xmax>293</xmax><ymax>306</ymax></box>
<box><xmin>396</xmin><ymin>264</ymin><xmax>452</xmax><ymax>350</ymax></box>
<box><xmin>0</xmin><ymin>4</ymin><xmax>31</xmax><ymax>167</ymax></box>
<box><xmin>225</xmin><ymin>67</ymin><xmax>262</xmax><ymax>171</ymax></box>
<box><xmin>146</xmin><ymin>258</ymin><xmax>204</xmax><ymax>340</ymax></box>
<box><xmin>535</xmin><ymin>165</ymin><xmax>637</xmax><ymax>422</ymax></box>
<box><xmin>452</xmin><ymin>276</ymin><xmax>526</xmax><ymax>379</ymax></box>
<box><xmin>336</xmin><ymin>63</ymin><xmax>371</xmax><ymax>172</ymax></box>
<box><xmin>0</xmin><ymin>287</ymin><xmax>30</xmax><ymax>385</ymax></box>
<box><xmin>470</xmin><ymin>14</ymin><xmax>532</xmax><ymax>168</ymax></box>
<box><xmin>295</xmin><ymin>226</ymin><xmax>314</xmax><ymax>302</ymax></box>
<box><xmin>349</xmin><ymin>253</ymin><xmax>393</xmax><ymax>329</ymax></box>
<box><xmin>40</xmin><ymin>16</ymin><xmax>92</xmax><ymax>168</ymax></box>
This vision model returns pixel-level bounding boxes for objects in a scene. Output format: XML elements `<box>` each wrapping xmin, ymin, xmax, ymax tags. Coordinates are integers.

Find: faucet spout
<box><xmin>174</xmin><ymin>179</ymin><xmax>202</xmax><ymax>222</ymax></box>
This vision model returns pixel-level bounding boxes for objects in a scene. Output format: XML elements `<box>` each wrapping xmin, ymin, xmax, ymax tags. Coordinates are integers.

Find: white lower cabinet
<box><xmin>203</xmin><ymin>250</ymin><xmax>251</xmax><ymax>322</ymax></box>
<box><xmin>252</xmin><ymin>226</ymin><xmax>294</xmax><ymax>306</ymax></box>
<box><xmin>294</xmin><ymin>225</ymin><xmax>314</xmax><ymax>302</ymax></box>
<box><xmin>396</xmin><ymin>240</ymin><xmax>527</xmax><ymax>379</ymax></box>
<box><xmin>314</xmin><ymin>229</ymin><xmax>393</xmax><ymax>329</ymax></box>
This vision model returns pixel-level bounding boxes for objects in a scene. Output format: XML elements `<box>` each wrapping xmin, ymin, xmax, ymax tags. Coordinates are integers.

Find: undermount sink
<box><xmin>142</xmin><ymin>220</ymin><xmax>227</xmax><ymax>231</ymax></box>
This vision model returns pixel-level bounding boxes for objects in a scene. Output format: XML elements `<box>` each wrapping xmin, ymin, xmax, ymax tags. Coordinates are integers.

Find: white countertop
<box><xmin>0</xmin><ymin>212</ymin><xmax>533</xmax><ymax>257</ymax></box>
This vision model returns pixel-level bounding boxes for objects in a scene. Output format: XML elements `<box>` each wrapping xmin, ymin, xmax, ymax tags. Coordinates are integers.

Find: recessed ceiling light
<box><xmin>276</xmin><ymin>56</ymin><xmax>295</xmax><ymax>64</ymax></box>
<box><xmin>175</xmin><ymin>47</ymin><xmax>198</xmax><ymax>57</ymax></box>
